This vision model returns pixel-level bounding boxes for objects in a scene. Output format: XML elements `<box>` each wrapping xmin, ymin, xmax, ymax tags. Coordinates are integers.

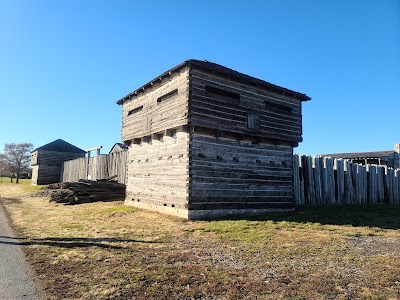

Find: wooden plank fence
<box><xmin>61</xmin><ymin>151</ymin><xmax>127</xmax><ymax>184</ymax></box>
<box><xmin>294</xmin><ymin>154</ymin><xmax>400</xmax><ymax>205</ymax></box>
<box><xmin>61</xmin><ymin>151</ymin><xmax>399</xmax><ymax>204</ymax></box>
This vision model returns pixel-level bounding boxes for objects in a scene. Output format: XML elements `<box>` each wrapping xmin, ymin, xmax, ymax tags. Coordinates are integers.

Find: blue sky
<box><xmin>0</xmin><ymin>0</ymin><xmax>399</xmax><ymax>155</ymax></box>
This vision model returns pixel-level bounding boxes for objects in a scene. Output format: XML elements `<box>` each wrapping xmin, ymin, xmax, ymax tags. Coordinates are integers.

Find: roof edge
<box><xmin>31</xmin><ymin>139</ymin><xmax>85</xmax><ymax>153</ymax></box>
<box><xmin>116</xmin><ymin>59</ymin><xmax>311</xmax><ymax>105</ymax></box>
<box><xmin>320</xmin><ymin>150</ymin><xmax>396</xmax><ymax>159</ymax></box>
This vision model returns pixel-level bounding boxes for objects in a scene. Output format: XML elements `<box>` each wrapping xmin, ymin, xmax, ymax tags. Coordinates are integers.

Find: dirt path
<box><xmin>0</xmin><ymin>193</ymin><xmax>39</xmax><ymax>299</ymax></box>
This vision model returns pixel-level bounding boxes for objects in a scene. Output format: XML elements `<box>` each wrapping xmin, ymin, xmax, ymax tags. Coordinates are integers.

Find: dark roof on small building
<box><xmin>32</xmin><ymin>139</ymin><xmax>85</xmax><ymax>153</ymax></box>
<box><xmin>117</xmin><ymin>59</ymin><xmax>311</xmax><ymax>105</ymax></box>
<box><xmin>321</xmin><ymin>150</ymin><xmax>396</xmax><ymax>159</ymax></box>
<box><xmin>109</xmin><ymin>143</ymin><xmax>128</xmax><ymax>153</ymax></box>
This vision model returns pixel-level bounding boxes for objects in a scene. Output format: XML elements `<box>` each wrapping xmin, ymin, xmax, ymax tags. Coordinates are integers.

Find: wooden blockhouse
<box><xmin>117</xmin><ymin>60</ymin><xmax>310</xmax><ymax>219</ymax></box>
<box><xmin>31</xmin><ymin>139</ymin><xmax>85</xmax><ymax>185</ymax></box>
<box><xmin>109</xmin><ymin>143</ymin><xmax>128</xmax><ymax>154</ymax></box>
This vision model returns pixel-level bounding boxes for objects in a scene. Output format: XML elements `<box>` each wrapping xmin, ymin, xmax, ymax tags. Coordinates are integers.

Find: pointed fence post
<box><xmin>293</xmin><ymin>154</ymin><xmax>301</xmax><ymax>205</ymax></box>
<box><xmin>313</xmin><ymin>156</ymin><xmax>323</xmax><ymax>204</ymax></box>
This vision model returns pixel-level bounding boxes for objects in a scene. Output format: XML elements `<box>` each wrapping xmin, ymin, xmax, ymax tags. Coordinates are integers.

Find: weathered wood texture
<box><xmin>61</xmin><ymin>157</ymin><xmax>87</xmax><ymax>182</ymax></box>
<box><xmin>321</xmin><ymin>150</ymin><xmax>400</xmax><ymax>169</ymax></box>
<box><xmin>125</xmin><ymin>130</ymin><xmax>190</xmax><ymax>209</ymax></box>
<box><xmin>31</xmin><ymin>150</ymin><xmax>84</xmax><ymax>166</ymax></box>
<box><xmin>108</xmin><ymin>151</ymin><xmax>128</xmax><ymax>183</ymax></box>
<box><xmin>294</xmin><ymin>154</ymin><xmax>400</xmax><ymax>205</ymax></box>
<box><xmin>119</xmin><ymin>61</ymin><xmax>310</xmax><ymax>218</ymax></box>
<box><xmin>189</xmin><ymin>132</ymin><xmax>294</xmax><ymax>210</ymax></box>
<box><xmin>31</xmin><ymin>150</ymin><xmax>85</xmax><ymax>185</ymax></box>
<box><xmin>388</xmin><ymin>152</ymin><xmax>400</xmax><ymax>169</ymax></box>
<box><xmin>189</xmin><ymin>69</ymin><xmax>303</xmax><ymax>144</ymax></box>
<box><xmin>61</xmin><ymin>151</ymin><xmax>127</xmax><ymax>184</ymax></box>
<box><xmin>43</xmin><ymin>180</ymin><xmax>126</xmax><ymax>205</ymax></box>
<box><xmin>121</xmin><ymin>69</ymin><xmax>190</xmax><ymax>142</ymax></box>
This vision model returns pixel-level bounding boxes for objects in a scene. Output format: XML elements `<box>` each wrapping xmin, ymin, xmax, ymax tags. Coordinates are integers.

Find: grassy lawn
<box><xmin>0</xmin><ymin>177</ymin><xmax>31</xmax><ymax>184</ymax></box>
<box><xmin>0</xmin><ymin>182</ymin><xmax>399</xmax><ymax>299</ymax></box>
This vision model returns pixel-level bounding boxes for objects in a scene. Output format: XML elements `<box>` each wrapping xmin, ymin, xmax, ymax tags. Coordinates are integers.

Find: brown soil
<box><xmin>0</xmin><ymin>183</ymin><xmax>399</xmax><ymax>300</ymax></box>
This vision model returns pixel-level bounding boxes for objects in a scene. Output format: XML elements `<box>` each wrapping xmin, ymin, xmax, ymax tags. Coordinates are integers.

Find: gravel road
<box><xmin>0</xmin><ymin>203</ymin><xmax>39</xmax><ymax>300</ymax></box>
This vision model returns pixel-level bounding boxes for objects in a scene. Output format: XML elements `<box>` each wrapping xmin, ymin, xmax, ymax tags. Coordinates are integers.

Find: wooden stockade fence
<box><xmin>294</xmin><ymin>154</ymin><xmax>400</xmax><ymax>205</ymax></box>
<box><xmin>61</xmin><ymin>151</ymin><xmax>127</xmax><ymax>184</ymax></box>
<box><xmin>61</xmin><ymin>151</ymin><xmax>400</xmax><ymax>205</ymax></box>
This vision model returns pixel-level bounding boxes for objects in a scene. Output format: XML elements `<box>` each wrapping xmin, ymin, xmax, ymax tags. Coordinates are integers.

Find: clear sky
<box><xmin>1</xmin><ymin>0</ymin><xmax>399</xmax><ymax>155</ymax></box>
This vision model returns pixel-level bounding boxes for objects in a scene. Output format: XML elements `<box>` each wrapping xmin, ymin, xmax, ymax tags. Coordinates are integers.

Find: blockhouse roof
<box><xmin>109</xmin><ymin>143</ymin><xmax>128</xmax><ymax>153</ymax></box>
<box><xmin>32</xmin><ymin>139</ymin><xmax>85</xmax><ymax>153</ymax></box>
<box><xmin>117</xmin><ymin>59</ymin><xmax>311</xmax><ymax>105</ymax></box>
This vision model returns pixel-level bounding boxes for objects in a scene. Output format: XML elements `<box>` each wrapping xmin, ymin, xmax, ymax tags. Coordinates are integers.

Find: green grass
<box><xmin>0</xmin><ymin>177</ymin><xmax>31</xmax><ymax>184</ymax></box>
<box><xmin>0</xmin><ymin>177</ymin><xmax>44</xmax><ymax>192</ymax></box>
<box><xmin>189</xmin><ymin>205</ymin><xmax>400</xmax><ymax>243</ymax></box>
<box><xmin>270</xmin><ymin>205</ymin><xmax>400</xmax><ymax>229</ymax></box>
<box><xmin>189</xmin><ymin>220</ymin><xmax>276</xmax><ymax>242</ymax></box>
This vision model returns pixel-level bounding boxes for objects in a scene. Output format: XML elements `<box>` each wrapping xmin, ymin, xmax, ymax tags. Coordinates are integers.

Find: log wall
<box><xmin>188</xmin><ymin>130</ymin><xmax>294</xmax><ymax>216</ymax></box>
<box><xmin>31</xmin><ymin>150</ymin><xmax>85</xmax><ymax>185</ymax></box>
<box><xmin>124</xmin><ymin>129</ymin><xmax>190</xmax><ymax>217</ymax></box>
<box><xmin>189</xmin><ymin>69</ymin><xmax>303</xmax><ymax>144</ymax></box>
<box><xmin>32</xmin><ymin>150</ymin><xmax>84</xmax><ymax>166</ymax></box>
<box><xmin>121</xmin><ymin>69</ymin><xmax>190</xmax><ymax>142</ymax></box>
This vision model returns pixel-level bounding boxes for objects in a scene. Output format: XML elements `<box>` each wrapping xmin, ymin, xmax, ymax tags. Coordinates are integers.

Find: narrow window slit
<box><xmin>265</xmin><ymin>101</ymin><xmax>292</xmax><ymax>113</ymax></box>
<box><xmin>205</xmin><ymin>86</ymin><xmax>240</xmax><ymax>100</ymax></box>
<box><xmin>128</xmin><ymin>105</ymin><xmax>143</xmax><ymax>116</ymax></box>
<box><xmin>157</xmin><ymin>89</ymin><xmax>178</xmax><ymax>103</ymax></box>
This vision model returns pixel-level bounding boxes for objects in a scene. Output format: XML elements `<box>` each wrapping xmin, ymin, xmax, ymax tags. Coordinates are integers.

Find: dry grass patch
<box><xmin>0</xmin><ymin>182</ymin><xmax>400</xmax><ymax>299</ymax></box>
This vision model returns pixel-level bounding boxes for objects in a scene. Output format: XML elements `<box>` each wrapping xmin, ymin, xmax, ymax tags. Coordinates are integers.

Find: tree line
<box><xmin>0</xmin><ymin>143</ymin><xmax>33</xmax><ymax>183</ymax></box>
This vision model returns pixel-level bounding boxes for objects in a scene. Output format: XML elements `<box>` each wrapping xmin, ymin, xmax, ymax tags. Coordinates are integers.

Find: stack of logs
<box><xmin>42</xmin><ymin>179</ymin><xmax>126</xmax><ymax>205</ymax></box>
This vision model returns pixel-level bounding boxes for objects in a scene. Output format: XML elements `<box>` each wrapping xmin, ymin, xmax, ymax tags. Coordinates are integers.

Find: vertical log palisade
<box><xmin>117</xmin><ymin>60</ymin><xmax>310</xmax><ymax>219</ymax></box>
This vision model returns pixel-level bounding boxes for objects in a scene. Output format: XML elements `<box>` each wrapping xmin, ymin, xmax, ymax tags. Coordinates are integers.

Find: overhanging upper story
<box><xmin>117</xmin><ymin>60</ymin><xmax>311</xmax><ymax>146</ymax></box>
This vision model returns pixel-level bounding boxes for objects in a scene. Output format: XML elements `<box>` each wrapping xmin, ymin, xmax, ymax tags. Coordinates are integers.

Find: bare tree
<box><xmin>0</xmin><ymin>143</ymin><xmax>33</xmax><ymax>183</ymax></box>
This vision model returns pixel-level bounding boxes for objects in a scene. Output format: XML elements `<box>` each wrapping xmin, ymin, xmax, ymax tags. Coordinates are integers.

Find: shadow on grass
<box><xmin>0</xmin><ymin>236</ymin><xmax>161</xmax><ymax>249</ymax></box>
<box><xmin>242</xmin><ymin>205</ymin><xmax>400</xmax><ymax>230</ymax></box>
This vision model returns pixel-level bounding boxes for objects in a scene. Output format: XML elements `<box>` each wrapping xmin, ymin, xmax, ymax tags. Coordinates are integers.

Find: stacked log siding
<box><xmin>189</xmin><ymin>132</ymin><xmax>294</xmax><ymax>211</ymax></box>
<box><xmin>118</xmin><ymin>60</ymin><xmax>310</xmax><ymax>219</ymax></box>
<box><xmin>31</xmin><ymin>143</ymin><xmax>85</xmax><ymax>185</ymax></box>
<box><xmin>125</xmin><ymin>130</ymin><xmax>190</xmax><ymax>218</ymax></box>
<box><xmin>121</xmin><ymin>69</ymin><xmax>189</xmax><ymax>141</ymax></box>
<box><xmin>189</xmin><ymin>69</ymin><xmax>303</xmax><ymax>144</ymax></box>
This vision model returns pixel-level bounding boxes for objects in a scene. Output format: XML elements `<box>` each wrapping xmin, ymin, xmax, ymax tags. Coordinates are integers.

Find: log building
<box><xmin>117</xmin><ymin>60</ymin><xmax>310</xmax><ymax>219</ymax></box>
<box><xmin>109</xmin><ymin>143</ymin><xmax>128</xmax><ymax>154</ymax></box>
<box><xmin>321</xmin><ymin>144</ymin><xmax>400</xmax><ymax>169</ymax></box>
<box><xmin>31</xmin><ymin>139</ymin><xmax>85</xmax><ymax>185</ymax></box>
